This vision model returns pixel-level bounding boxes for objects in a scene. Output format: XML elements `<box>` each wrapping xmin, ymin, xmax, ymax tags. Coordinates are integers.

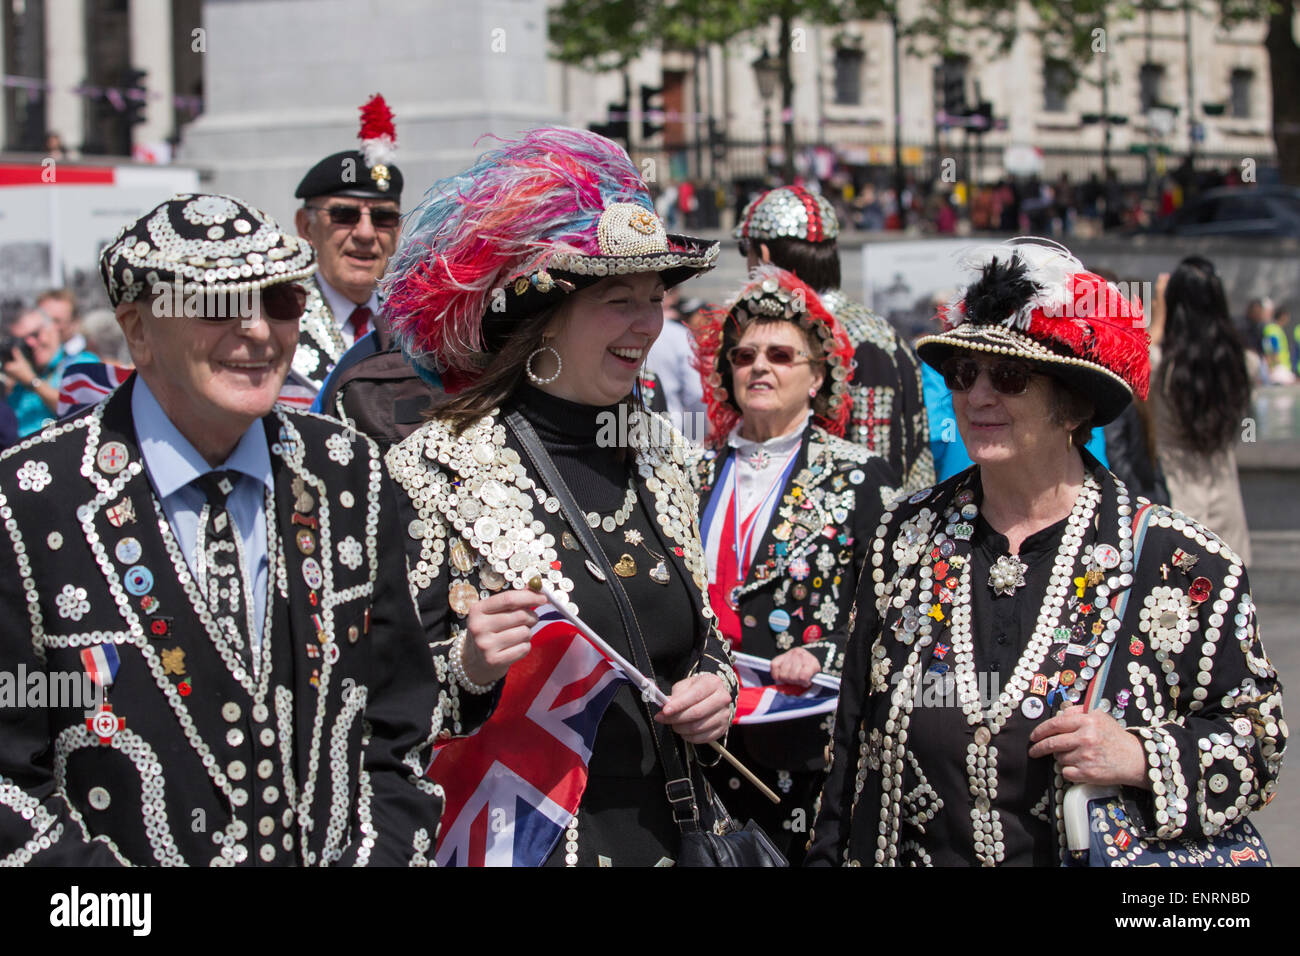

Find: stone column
<box><xmin>128</xmin><ymin>0</ymin><xmax>175</xmax><ymax>152</ymax></box>
<box><xmin>45</xmin><ymin>0</ymin><xmax>85</xmax><ymax>155</ymax></box>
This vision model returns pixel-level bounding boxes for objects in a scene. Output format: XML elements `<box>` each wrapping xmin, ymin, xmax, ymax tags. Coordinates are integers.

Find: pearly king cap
<box><xmin>99</xmin><ymin>193</ymin><xmax>316</xmax><ymax>307</ymax></box>
<box><xmin>734</xmin><ymin>186</ymin><xmax>839</xmax><ymax>243</ymax></box>
<box><xmin>295</xmin><ymin>94</ymin><xmax>404</xmax><ymax>201</ymax></box>
<box><xmin>915</xmin><ymin>239</ymin><xmax>1150</xmax><ymax>426</ymax></box>
<box><xmin>383</xmin><ymin>127</ymin><xmax>718</xmax><ymax>379</ymax></box>
<box><xmin>694</xmin><ymin>264</ymin><xmax>854</xmax><ymax>442</ymax></box>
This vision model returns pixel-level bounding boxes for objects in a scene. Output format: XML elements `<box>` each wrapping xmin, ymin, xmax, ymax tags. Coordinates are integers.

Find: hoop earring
<box><xmin>526</xmin><ymin>345</ymin><xmax>562</xmax><ymax>385</ymax></box>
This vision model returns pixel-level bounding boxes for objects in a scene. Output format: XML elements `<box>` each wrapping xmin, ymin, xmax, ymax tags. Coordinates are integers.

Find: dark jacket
<box><xmin>691</xmin><ymin>425</ymin><xmax>897</xmax><ymax>770</ymax></box>
<box><xmin>807</xmin><ymin>461</ymin><xmax>1285</xmax><ymax>866</ymax></box>
<box><xmin>0</xmin><ymin>376</ymin><xmax>492</xmax><ymax>865</ymax></box>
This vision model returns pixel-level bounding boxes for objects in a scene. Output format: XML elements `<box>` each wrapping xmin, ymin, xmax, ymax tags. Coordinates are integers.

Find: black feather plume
<box><xmin>962</xmin><ymin>254</ymin><xmax>1039</xmax><ymax>325</ymax></box>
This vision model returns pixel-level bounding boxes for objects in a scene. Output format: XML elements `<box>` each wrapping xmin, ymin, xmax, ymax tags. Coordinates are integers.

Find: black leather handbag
<box><xmin>507</xmin><ymin>411</ymin><xmax>788</xmax><ymax>868</ymax></box>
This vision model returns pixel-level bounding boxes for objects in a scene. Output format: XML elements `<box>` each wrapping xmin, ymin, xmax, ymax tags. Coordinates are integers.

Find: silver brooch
<box><xmin>988</xmin><ymin>554</ymin><xmax>1028</xmax><ymax>597</ymax></box>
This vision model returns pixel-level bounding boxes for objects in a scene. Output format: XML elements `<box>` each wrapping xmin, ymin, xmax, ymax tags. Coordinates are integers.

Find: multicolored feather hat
<box><xmin>382</xmin><ymin>127</ymin><xmax>718</xmax><ymax>380</ymax></box>
<box><xmin>693</xmin><ymin>265</ymin><xmax>854</xmax><ymax>443</ymax></box>
<box><xmin>916</xmin><ymin>238</ymin><xmax>1150</xmax><ymax>426</ymax></box>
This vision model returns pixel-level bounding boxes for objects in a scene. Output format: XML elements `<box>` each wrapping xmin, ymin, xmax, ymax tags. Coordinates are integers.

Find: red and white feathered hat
<box><xmin>693</xmin><ymin>265</ymin><xmax>854</xmax><ymax>443</ymax></box>
<box><xmin>916</xmin><ymin>239</ymin><xmax>1150</xmax><ymax>425</ymax></box>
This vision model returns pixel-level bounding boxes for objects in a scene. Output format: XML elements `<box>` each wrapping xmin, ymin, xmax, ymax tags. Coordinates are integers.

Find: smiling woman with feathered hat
<box><xmin>808</xmin><ymin>239</ymin><xmax>1284</xmax><ymax>868</ymax></box>
<box><xmin>382</xmin><ymin>127</ymin><xmax>749</xmax><ymax>867</ymax></box>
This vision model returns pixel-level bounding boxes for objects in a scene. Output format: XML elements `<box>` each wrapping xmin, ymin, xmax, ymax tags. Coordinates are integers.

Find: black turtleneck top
<box><xmin>508</xmin><ymin>386</ymin><xmax>702</xmax><ymax>864</ymax></box>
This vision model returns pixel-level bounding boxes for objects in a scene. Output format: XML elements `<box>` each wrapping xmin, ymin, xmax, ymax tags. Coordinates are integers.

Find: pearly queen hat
<box><xmin>694</xmin><ymin>264</ymin><xmax>855</xmax><ymax>442</ymax></box>
<box><xmin>734</xmin><ymin>185</ymin><xmax>839</xmax><ymax>244</ymax></box>
<box><xmin>381</xmin><ymin>127</ymin><xmax>718</xmax><ymax>377</ymax></box>
<box><xmin>916</xmin><ymin>239</ymin><xmax>1150</xmax><ymax>426</ymax></box>
<box><xmin>99</xmin><ymin>193</ymin><xmax>316</xmax><ymax>307</ymax></box>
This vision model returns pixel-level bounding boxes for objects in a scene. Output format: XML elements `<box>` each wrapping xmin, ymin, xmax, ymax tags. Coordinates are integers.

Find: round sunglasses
<box><xmin>940</xmin><ymin>356</ymin><xmax>1038</xmax><ymax>395</ymax></box>
<box><xmin>727</xmin><ymin>344</ymin><xmax>810</xmax><ymax>368</ymax></box>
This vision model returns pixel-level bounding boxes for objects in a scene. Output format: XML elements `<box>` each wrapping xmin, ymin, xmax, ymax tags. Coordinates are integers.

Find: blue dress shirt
<box><xmin>131</xmin><ymin>377</ymin><xmax>273</xmax><ymax>648</ymax></box>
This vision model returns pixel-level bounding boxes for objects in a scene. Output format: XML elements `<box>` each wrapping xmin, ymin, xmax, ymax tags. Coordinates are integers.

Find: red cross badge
<box><xmin>86</xmin><ymin>703</ymin><xmax>125</xmax><ymax>744</ymax></box>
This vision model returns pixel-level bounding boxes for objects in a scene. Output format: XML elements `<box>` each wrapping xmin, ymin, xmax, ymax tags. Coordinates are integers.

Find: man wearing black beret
<box><xmin>291</xmin><ymin>94</ymin><xmax>404</xmax><ymax>392</ymax></box>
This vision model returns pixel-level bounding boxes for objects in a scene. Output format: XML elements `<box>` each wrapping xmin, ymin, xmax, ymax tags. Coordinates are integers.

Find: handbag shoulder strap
<box><xmin>505</xmin><ymin>409</ymin><xmax>704</xmax><ymax>833</ymax></box>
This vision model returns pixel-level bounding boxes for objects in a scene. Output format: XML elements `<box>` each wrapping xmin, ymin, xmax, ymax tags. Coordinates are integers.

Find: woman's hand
<box><xmin>459</xmin><ymin>589</ymin><xmax>544</xmax><ymax>687</ymax></box>
<box><xmin>655</xmin><ymin>673</ymin><xmax>731</xmax><ymax>744</ymax></box>
<box><xmin>769</xmin><ymin>647</ymin><xmax>822</xmax><ymax>688</ymax></box>
<box><xmin>1028</xmin><ymin>704</ymin><xmax>1149</xmax><ymax>789</ymax></box>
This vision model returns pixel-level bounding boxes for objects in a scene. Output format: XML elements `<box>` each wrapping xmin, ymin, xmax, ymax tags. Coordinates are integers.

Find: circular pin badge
<box><xmin>802</xmin><ymin>625</ymin><xmax>823</xmax><ymax>643</ymax></box>
<box><xmin>1188</xmin><ymin>577</ymin><xmax>1213</xmax><ymax>603</ymax></box>
<box><xmin>960</xmin><ymin>503</ymin><xmax>978</xmax><ymax>520</ymax></box>
<box><xmin>792</xmin><ymin>584</ymin><xmax>808</xmax><ymax>601</ymax></box>
<box><xmin>295</xmin><ymin>528</ymin><xmax>316</xmax><ymax>555</ymax></box>
<box><xmin>849</xmin><ymin>469</ymin><xmax>865</xmax><ymax>486</ymax></box>
<box><xmin>97</xmin><ymin>441</ymin><xmax>130</xmax><ymax>475</ymax></box>
<box><xmin>742</xmin><ymin>615</ymin><xmax>757</xmax><ymax>628</ymax></box>
<box><xmin>1021</xmin><ymin>696</ymin><xmax>1045</xmax><ymax>720</ymax></box>
<box><xmin>1060</xmin><ymin>669</ymin><xmax>1077</xmax><ymax>686</ymax></box>
<box><xmin>1094</xmin><ymin>544</ymin><xmax>1120</xmax><ymax>570</ymax></box>
<box><xmin>123</xmin><ymin>565</ymin><xmax>154</xmax><ymax>596</ymax></box>
<box><xmin>939</xmin><ymin>540</ymin><xmax>956</xmax><ymax>559</ymax></box>
<box><xmin>767</xmin><ymin>609</ymin><xmax>791</xmax><ymax>633</ymax></box>
<box><xmin>114</xmin><ymin>537</ymin><xmax>142</xmax><ymax>565</ymax></box>
<box><xmin>301</xmin><ymin>557</ymin><xmax>323</xmax><ymax>591</ymax></box>
<box><xmin>956</xmin><ymin>489</ymin><xmax>975</xmax><ymax>506</ymax></box>
<box><xmin>789</xmin><ymin>558</ymin><xmax>810</xmax><ymax>582</ymax></box>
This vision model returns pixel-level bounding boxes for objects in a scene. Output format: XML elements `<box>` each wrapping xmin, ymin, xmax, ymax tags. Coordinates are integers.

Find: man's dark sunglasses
<box><xmin>155</xmin><ymin>282</ymin><xmax>307</xmax><ymax>322</ymax></box>
<box><xmin>940</xmin><ymin>356</ymin><xmax>1037</xmax><ymax>396</ymax></box>
<box><xmin>307</xmin><ymin>203</ymin><xmax>401</xmax><ymax>229</ymax></box>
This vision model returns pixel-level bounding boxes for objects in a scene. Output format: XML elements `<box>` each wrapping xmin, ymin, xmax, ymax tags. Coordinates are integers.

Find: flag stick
<box><xmin>538</xmin><ymin>583</ymin><xmax>781</xmax><ymax>805</ymax></box>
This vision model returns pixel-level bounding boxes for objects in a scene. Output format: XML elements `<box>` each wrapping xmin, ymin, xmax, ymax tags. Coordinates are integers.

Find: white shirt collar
<box><xmin>726</xmin><ymin>409</ymin><xmax>813</xmax><ymax>458</ymax></box>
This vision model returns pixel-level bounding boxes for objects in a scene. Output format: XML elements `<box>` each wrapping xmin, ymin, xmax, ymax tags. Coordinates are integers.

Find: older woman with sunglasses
<box><xmin>690</xmin><ymin>266</ymin><xmax>898</xmax><ymax>863</ymax></box>
<box><xmin>807</xmin><ymin>241</ymin><xmax>1285</xmax><ymax>867</ymax></box>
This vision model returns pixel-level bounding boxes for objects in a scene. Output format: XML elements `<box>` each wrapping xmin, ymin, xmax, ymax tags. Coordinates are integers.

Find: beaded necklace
<box><xmin>885</xmin><ymin>471</ymin><xmax>1138</xmax><ymax>865</ymax></box>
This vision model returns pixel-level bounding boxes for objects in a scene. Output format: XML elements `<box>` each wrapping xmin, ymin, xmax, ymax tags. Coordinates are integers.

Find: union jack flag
<box><xmin>57</xmin><ymin>361</ymin><xmax>134</xmax><ymax>418</ymax></box>
<box><xmin>427</xmin><ymin>605</ymin><xmax>630</xmax><ymax>867</ymax></box>
<box><xmin>732</xmin><ymin>652</ymin><xmax>840</xmax><ymax>725</ymax></box>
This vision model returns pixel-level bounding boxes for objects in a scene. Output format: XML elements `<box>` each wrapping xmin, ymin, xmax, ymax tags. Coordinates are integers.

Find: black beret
<box><xmin>294</xmin><ymin>150</ymin><xmax>403</xmax><ymax>202</ymax></box>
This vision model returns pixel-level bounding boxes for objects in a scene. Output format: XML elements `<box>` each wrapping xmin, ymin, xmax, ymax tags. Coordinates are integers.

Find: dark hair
<box><xmin>432</xmin><ymin>300</ymin><xmax>648</xmax><ymax>435</ymax></box>
<box><xmin>720</xmin><ymin>315</ymin><xmax>833</xmax><ymax>422</ymax></box>
<box><xmin>756</xmin><ymin>237</ymin><xmax>841</xmax><ymax>293</ymax></box>
<box><xmin>1158</xmin><ymin>256</ymin><xmax>1250</xmax><ymax>455</ymax></box>
<box><xmin>1044</xmin><ymin>376</ymin><xmax>1095</xmax><ymax>448</ymax></box>
<box><xmin>432</xmin><ymin>306</ymin><xmax>558</xmax><ymax>434</ymax></box>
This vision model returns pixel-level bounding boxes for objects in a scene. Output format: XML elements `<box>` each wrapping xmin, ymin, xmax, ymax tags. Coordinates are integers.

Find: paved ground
<box><xmin>1249</xmin><ymin>603</ymin><xmax>1298</xmax><ymax>865</ymax></box>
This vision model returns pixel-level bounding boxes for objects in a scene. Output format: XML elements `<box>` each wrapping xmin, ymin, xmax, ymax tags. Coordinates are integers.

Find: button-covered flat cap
<box><xmin>295</xmin><ymin>94</ymin><xmax>403</xmax><ymax>201</ymax></box>
<box><xmin>734</xmin><ymin>185</ymin><xmax>839</xmax><ymax>243</ymax></box>
<box><xmin>99</xmin><ymin>193</ymin><xmax>316</xmax><ymax>307</ymax></box>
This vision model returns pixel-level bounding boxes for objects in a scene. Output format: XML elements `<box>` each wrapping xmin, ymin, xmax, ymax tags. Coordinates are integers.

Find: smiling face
<box><xmin>731</xmin><ymin>320</ymin><xmax>824</xmax><ymax>439</ymax></box>
<box><xmin>949</xmin><ymin>352</ymin><xmax>1075</xmax><ymax>468</ymax></box>
<box><xmin>295</xmin><ymin>197</ymin><xmax>399</xmax><ymax>304</ymax></box>
<box><xmin>538</xmin><ymin>273</ymin><xmax>665</xmax><ymax>406</ymax></box>
<box><xmin>118</xmin><ymin>288</ymin><xmax>298</xmax><ymax>464</ymax></box>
